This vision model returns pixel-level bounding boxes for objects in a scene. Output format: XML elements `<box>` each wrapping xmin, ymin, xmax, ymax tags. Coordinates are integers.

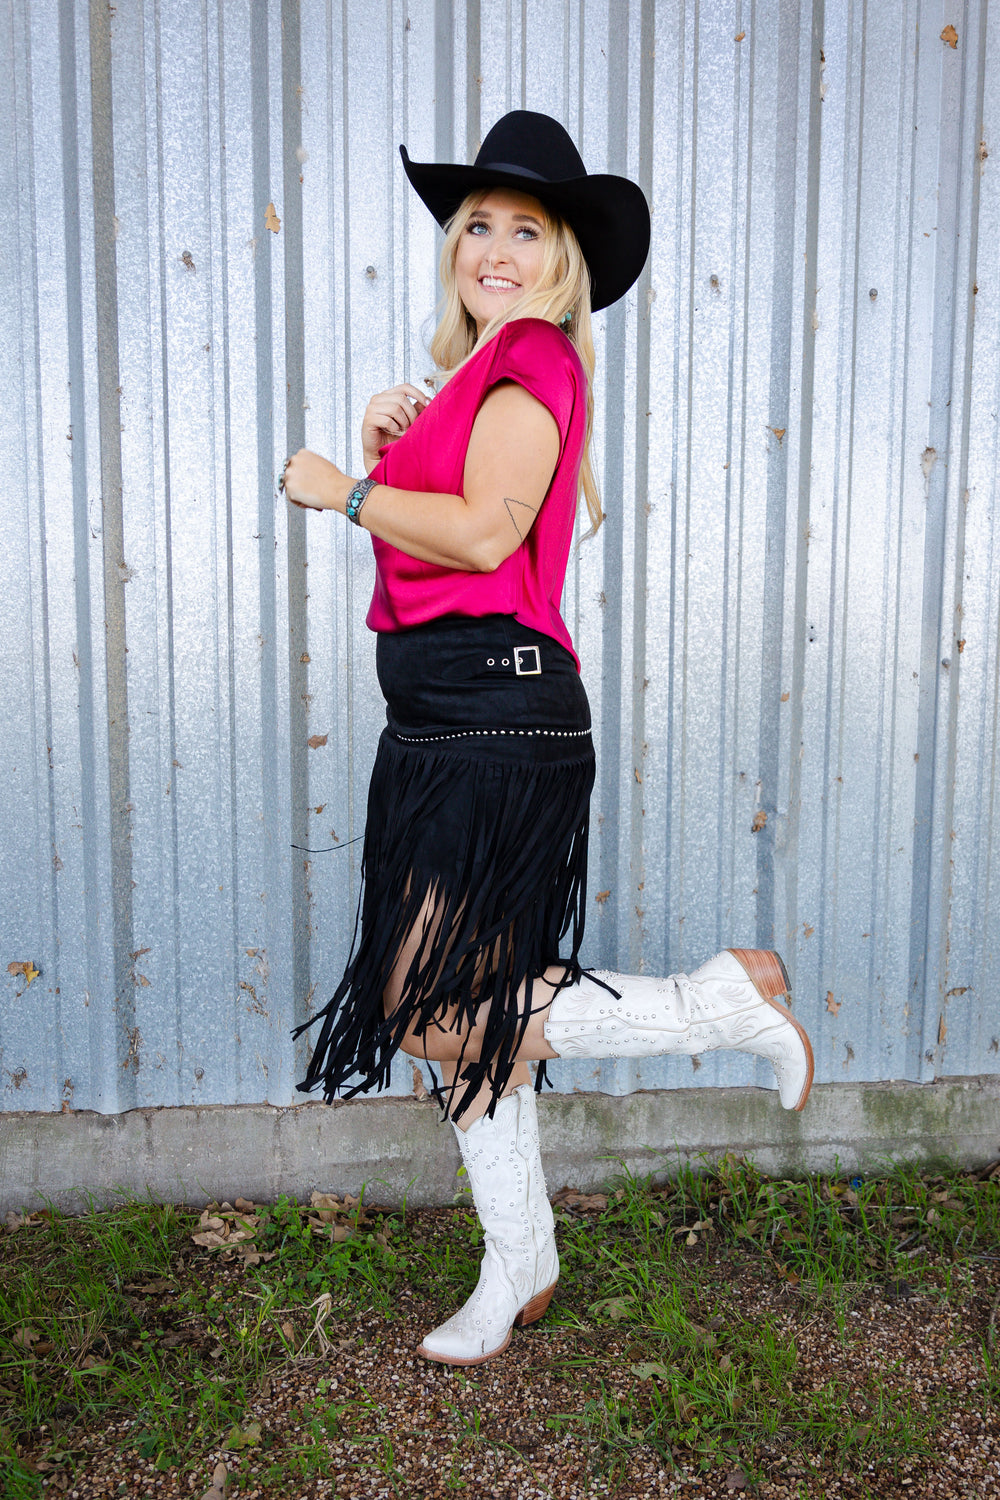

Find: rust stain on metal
<box><xmin>122</xmin><ymin>1027</ymin><xmax>142</xmax><ymax>1073</ymax></box>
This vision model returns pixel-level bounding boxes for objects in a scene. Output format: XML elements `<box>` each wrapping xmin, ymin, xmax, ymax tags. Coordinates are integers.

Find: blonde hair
<box><xmin>430</xmin><ymin>191</ymin><xmax>603</xmax><ymax>535</ymax></box>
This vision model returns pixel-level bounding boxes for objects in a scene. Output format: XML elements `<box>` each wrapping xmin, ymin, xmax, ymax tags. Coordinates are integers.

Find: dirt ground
<box><xmin>42</xmin><ymin>1248</ymin><xmax>1000</xmax><ymax>1500</ymax></box>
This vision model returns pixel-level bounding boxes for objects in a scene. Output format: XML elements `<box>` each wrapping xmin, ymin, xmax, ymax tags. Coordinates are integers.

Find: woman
<box><xmin>280</xmin><ymin>111</ymin><xmax>814</xmax><ymax>1367</ymax></box>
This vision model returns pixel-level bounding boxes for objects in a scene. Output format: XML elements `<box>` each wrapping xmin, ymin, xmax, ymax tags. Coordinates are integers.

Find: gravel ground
<box><xmin>35</xmin><ymin>1250</ymin><xmax>1000</xmax><ymax>1500</ymax></box>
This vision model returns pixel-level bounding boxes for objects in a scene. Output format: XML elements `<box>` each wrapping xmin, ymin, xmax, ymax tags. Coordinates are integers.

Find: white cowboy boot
<box><xmin>543</xmin><ymin>948</ymin><xmax>813</xmax><ymax>1111</ymax></box>
<box><xmin>417</xmin><ymin>1084</ymin><xmax>559</xmax><ymax>1366</ymax></box>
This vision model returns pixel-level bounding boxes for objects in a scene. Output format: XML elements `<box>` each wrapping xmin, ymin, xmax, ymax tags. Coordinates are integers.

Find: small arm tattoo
<box><xmin>503</xmin><ymin>495</ymin><xmax>539</xmax><ymax>541</ymax></box>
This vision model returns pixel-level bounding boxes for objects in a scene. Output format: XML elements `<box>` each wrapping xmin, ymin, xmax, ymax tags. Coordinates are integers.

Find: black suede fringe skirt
<box><xmin>294</xmin><ymin>614</ymin><xmax>595</xmax><ymax>1121</ymax></box>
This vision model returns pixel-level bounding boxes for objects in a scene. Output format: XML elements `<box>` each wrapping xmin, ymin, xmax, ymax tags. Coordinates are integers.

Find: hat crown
<box><xmin>474</xmin><ymin>110</ymin><xmax>587</xmax><ymax>185</ymax></box>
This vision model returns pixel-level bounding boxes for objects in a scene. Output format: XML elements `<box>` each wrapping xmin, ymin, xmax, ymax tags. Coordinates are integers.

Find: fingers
<box><xmin>278</xmin><ymin>448</ymin><xmax>338</xmax><ymax>511</ymax></box>
<box><xmin>365</xmin><ymin>384</ymin><xmax>431</xmax><ymax>436</ymax></box>
<box><xmin>394</xmin><ymin>382</ymin><xmax>431</xmax><ymax>410</ymax></box>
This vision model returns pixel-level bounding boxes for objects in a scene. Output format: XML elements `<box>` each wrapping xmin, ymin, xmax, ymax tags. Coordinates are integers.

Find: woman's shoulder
<box><xmin>492</xmin><ymin>317</ymin><xmax>585</xmax><ymax>383</ymax></box>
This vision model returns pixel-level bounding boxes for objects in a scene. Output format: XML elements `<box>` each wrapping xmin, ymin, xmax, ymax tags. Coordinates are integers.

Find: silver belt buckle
<box><xmin>514</xmin><ymin>645</ymin><xmax>541</xmax><ymax>676</ymax></box>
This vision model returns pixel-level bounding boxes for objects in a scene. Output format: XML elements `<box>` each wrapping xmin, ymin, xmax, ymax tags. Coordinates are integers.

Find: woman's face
<box><xmin>454</xmin><ymin>188</ymin><xmax>548</xmax><ymax>334</ymax></box>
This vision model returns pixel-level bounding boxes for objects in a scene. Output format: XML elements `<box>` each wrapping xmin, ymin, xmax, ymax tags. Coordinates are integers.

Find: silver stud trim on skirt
<box><xmin>391</xmin><ymin>727</ymin><xmax>593</xmax><ymax>744</ymax></box>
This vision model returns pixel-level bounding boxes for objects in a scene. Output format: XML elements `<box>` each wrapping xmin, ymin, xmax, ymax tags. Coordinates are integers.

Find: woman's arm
<box><xmin>282</xmin><ymin>381</ymin><xmax>560</xmax><ymax>573</ymax></box>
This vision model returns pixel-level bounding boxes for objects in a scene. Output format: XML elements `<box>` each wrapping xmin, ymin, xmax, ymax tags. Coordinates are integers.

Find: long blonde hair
<box><xmin>430</xmin><ymin>191</ymin><xmax>603</xmax><ymax>535</ymax></box>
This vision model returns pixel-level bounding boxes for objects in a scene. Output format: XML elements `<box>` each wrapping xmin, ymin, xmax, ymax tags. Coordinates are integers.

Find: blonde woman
<box><xmin>280</xmin><ymin>112</ymin><xmax>813</xmax><ymax>1368</ymax></box>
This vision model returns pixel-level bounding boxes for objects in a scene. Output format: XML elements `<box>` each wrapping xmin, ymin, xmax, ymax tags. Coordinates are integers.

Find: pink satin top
<box><xmin>365</xmin><ymin>318</ymin><xmax>587</xmax><ymax>667</ymax></box>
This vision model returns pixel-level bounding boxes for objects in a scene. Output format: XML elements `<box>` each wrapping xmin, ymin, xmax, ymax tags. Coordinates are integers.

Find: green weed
<box><xmin>0</xmin><ymin>1159</ymin><xmax>996</xmax><ymax>1493</ymax></box>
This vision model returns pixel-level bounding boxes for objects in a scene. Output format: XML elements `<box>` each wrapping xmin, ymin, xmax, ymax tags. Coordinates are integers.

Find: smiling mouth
<box><xmin>480</xmin><ymin>276</ymin><xmax>521</xmax><ymax>291</ymax></box>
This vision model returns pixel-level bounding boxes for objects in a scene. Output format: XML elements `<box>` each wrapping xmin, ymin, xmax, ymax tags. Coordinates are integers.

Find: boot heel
<box><xmin>727</xmin><ymin>948</ymin><xmax>814</xmax><ymax>1111</ymax></box>
<box><xmin>513</xmin><ymin>1281</ymin><xmax>557</xmax><ymax>1328</ymax></box>
<box><xmin>727</xmin><ymin>948</ymin><xmax>790</xmax><ymax>1002</ymax></box>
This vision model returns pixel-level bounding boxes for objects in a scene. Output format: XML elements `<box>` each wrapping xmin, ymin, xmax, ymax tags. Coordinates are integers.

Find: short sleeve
<box><xmin>482</xmin><ymin>319</ymin><xmax>582</xmax><ymax>447</ymax></box>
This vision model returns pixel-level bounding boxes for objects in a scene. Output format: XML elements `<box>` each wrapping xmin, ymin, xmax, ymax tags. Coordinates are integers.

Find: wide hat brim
<box><xmin>400</xmin><ymin>128</ymin><xmax>650</xmax><ymax>313</ymax></box>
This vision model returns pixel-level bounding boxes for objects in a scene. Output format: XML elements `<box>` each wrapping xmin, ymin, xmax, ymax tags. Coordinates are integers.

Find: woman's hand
<box><xmin>281</xmin><ymin>449</ymin><xmax>345</xmax><ymax>511</ymax></box>
<box><xmin>361</xmin><ymin>384</ymin><xmax>432</xmax><ymax>473</ymax></box>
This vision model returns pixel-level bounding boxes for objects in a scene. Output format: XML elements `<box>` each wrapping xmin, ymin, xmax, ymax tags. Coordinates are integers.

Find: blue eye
<box><xmin>467</xmin><ymin>221</ymin><xmax>489</xmax><ymax>236</ymax></box>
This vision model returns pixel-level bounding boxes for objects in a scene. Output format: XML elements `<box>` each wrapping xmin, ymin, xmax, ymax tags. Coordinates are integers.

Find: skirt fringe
<box><xmin>294</xmin><ymin>728</ymin><xmax>594</xmax><ymax>1121</ymax></box>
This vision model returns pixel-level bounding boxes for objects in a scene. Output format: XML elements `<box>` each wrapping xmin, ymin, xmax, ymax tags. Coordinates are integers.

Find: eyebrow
<box><xmin>469</xmin><ymin>209</ymin><xmax>544</xmax><ymax>227</ymax></box>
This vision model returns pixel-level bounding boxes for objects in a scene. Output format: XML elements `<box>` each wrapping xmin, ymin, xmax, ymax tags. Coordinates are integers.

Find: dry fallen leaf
<box><xmin>551</xmin><ymin>1188</ymin><xmax>608</xmax><ymax>1212</ymax></box>
<box><xmin>7</xmin><ymin>960</ymin><xmax>40</xmax><ymax>987</ymax></box>
<box><xmin>411</xmin><ymin>1062</ymin><xmax>429</xmax><ymax>1100</ymax></box>
<box><xmin>589</xmin><ymin>1295</ymin><xmax>635</xmax><ymax>1322</ymax></box>
<box><xmin>311</xmin><ymin>1192</ymin><xmax>346</xmax><ymax>1214</ymax></box>
<box><xmin>751</xmin><ymin>809</ymin><xmax>768</xmax><ymax>832</ymax></box>
<box><xmin>941</xmin><ymin>23</ymin><xmax>958</xmax><ymax>48</ymax></box>
<box><xmin>222</xmin><ymin>1421</ymin><xmax>262</xmax><ymax>1452</ymax></box>
<box><xmin>192</xmin><ymin>1231</ymin><xmax>228</xmax><ymax>1248</ymax></box>
<box><xmin>13</xmin><ymin>1326</ymin><xmax>40</xmax><ymax>1349</ymax></box>
<box><xmin>826</xmin><ymin>991</ymin><xmax>841</xmax><ymax>1015</ymax></box>
<box><xmin>594</xmin><ymin>889</ymin><xmax>611</xmax><ymax>904</ymax></box>
<box><xmin>307</xmin><ymin>733</ymin><xmax>328</xmax><ymax>749</ymax></box>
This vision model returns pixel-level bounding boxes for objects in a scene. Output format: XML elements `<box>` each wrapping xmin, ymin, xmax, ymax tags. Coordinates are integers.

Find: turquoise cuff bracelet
<box><xmin>346</xmin><ymin>476</ymin><xmax>378</xmax><ymax>525</ymax></box>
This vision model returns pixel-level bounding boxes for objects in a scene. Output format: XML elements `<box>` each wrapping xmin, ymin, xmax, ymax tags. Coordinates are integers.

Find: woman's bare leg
<box><xmin>393</xmin><ymin>962</ymin><xmax>565</xmax><ymax>1123</ymax></box>
<box><xmin>438</xmin><ymin>1056</ymin><xmax>533</xmax><ymax>1126</ymax></box>
<box><xmin>395</xmin><ymin>965</ymin><xmax>564</xmax><ymax>1059</ymax></box>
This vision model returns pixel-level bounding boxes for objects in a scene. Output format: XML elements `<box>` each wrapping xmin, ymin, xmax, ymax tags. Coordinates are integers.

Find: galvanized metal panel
<box><xmin>2</xmin><ymin>0</ymin><xmax>999</xmax><ymax>1115</ymax></box>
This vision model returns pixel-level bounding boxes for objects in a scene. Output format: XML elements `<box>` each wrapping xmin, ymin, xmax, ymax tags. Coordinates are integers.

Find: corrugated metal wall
<box><xmin>3</xmin><ymin>0</ymin><xmax>998</xmax><ymax>1115</ymax></box>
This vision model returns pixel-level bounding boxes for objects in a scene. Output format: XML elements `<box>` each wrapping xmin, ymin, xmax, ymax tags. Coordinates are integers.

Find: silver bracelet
<box><xmin>345</xmin><ymin>476</ymin><xmax>378</xmax><ymax>525</ymax></box>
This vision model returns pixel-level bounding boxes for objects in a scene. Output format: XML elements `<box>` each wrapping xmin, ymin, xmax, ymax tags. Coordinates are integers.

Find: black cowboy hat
<box><xmin>400</xmin><ymin>110</ymin><xmax>650</xmax><ymax>313</ymax></box>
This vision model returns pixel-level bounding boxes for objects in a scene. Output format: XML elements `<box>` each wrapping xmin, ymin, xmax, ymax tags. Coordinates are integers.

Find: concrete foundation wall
<box><xmin>2</xmin><ymin>1079</ymin><xmax>999</xmax><ymax>1217</ymax></box>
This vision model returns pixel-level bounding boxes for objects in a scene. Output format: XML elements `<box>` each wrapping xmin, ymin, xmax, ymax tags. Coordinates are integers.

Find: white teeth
<box><xmin>481</xmin><ymin>276</ymin><xmax>519</xmax><ymax>290</ymax></box>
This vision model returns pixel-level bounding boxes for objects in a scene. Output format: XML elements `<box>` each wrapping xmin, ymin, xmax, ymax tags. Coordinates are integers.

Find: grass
<box><xmin>1</xmin><ymin>1158</ymin><xmax>998</xmax><ymax>1497</ymax></box>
